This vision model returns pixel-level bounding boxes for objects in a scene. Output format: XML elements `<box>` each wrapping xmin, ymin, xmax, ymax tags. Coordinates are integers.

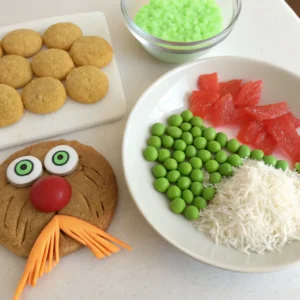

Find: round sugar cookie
<box><xmin>22</xmin><ymin>77</ymin><xmax>67</xmax><ymax>114</ymax></box>
<box><xmin>0</xmin><ymin>41</ymin><xmax>3</xmax><ymax>57</ymax></box>
<box><xmin>32</xmin><ymin>49</ymin><xmax>74</xmax><ymax>80</ymax></box>
<box><xmin>2</xmin><ymin>29</ymin><xmax>42</xmax><ymax>57</ymax></box>
<box><xmin>66</xmin><ymin>66</ymin><xmax>109</xmax><ymax>104</ymax></box>
<box><xmin>70</xmin><ymin>36</ymin><xmax>113</xmax><ymax>68</ymax></box>
<box><xmin>0</xmin><ymin>55</ymin><xmax>33</xmax><ymax>89</ymax></box>
<box><xmin>43</xmin><ymin>22</ymin><xmax>83</xmax><ymax>50</ymax></box>
<box><xmin>0</xmin><ymin>84</ymin><xmax>23</xmax><ymax>128</ymax></box>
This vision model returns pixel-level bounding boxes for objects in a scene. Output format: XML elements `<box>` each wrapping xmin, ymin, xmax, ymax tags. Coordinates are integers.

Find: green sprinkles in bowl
<box><xmin>135</xmin><ymin>0</ymin><xmax>223</xmax><ymax>43</ymax></box>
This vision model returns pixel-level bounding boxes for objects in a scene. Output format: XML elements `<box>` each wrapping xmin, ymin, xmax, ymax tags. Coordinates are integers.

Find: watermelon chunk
<box><xmin>244</xmin><ymin>102</ymin><xmax>289</xmax><ymax>121</ymax></box>
<box><xmin>253</xmin><ymin>131</ymin><xmax>277</xmax><ymax>155</ymax></box>
<box><xmin>285</xmin><ymin>112</ymin><xmax>300</xmax><ymax>129</ymax></box>
<box><xmin>219</xmin><ymin>80</ymin><xmax>242</xmax><ymax>98</ymax></box>
<box><xmin>210</xmin><ymin>94</ymin><xmax>235</xmax><ymax>127</ymax></box>
<box><xmin>234</xmin><ymin>80</ymin><xmax>263</xmax><ymax>107</ymax></box>
<box><xmin>190</xmin><ymin>91</ymin><xmax>220</xmax><ymax>120</ymax></box>
<box><xmin>197</xmin><ymin>73</ymin><xmax>219</xmax><ymax>93</ymax></box>
<box><xmin>237</xmin><ymin>120</ymin><xmax>265</xmax><ymax>144</ymax></box>
<box><xmin>264</xmin><ymin>114</ymin><xmax>300</xmax><ymax>162</ymax></box>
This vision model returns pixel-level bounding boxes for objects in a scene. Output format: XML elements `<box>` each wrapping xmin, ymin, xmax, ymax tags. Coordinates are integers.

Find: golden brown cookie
<box><xmin>0</xmin><ymin>139</ymin><xmax>118</xmax><ymax>257</ymax></box>
<box><xmin>32</xmin><ymin>49</ymin><xmax>74</xmax><ymax>80</ymax></box>
<box><xmin>0</xmin><ymin>84</ymin><xmax>23</xmax><ymax>127</ymax></box>
<box><xmin>22</xmin><ymin>77</ymin><xmax>67</xmax><ymax>114</ymax></box>
<box><xmin>0</xmin><ymin>55</ymin><xmax>33</xmax><ymax>89</ymax></box>
<box><xmin>0</xmin><ymin>41</ymin><xmax>3</xmax><ymax>57</ymax></box>
<box><xmin>70</xmin><ymin>36</ymin><xmax>113</xmax><ymax>68</ymax></box>
<box><xmin>2</xmin><ymin>29</ymin><xmax>42</xmax><ymax>58</ymax></box>
<box><xmin>43</xmin><ymin>22</ymin><xmax>83</xmax><ymax>50</ymax></box>
<box><xmin>66</xmin><ymin>66</ymin><xmax>109</xmax><ymax>104</ymax></box>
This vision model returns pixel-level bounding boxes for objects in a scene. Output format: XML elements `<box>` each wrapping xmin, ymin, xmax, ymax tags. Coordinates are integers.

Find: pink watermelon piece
<box><xmin>237</xmin><ymin>120</ymin><xmax>265</xmax><ymax>145</ymax></box>
<box><xmin>234</xmin><ymin>80</ymin><xmax>263</xmax><ymax>107</ymax></box>
<box><xmin>244</xmin><ymin>102</ymin><xmax>290</xmax><ymax>121</ymax></box>
<box><xmin>190</xmin><ymin>91</ymin><xmax>220</xmax><ymax>120</ymax></box>
<box><xmin>210</xmin><ymin>94</ymin><xmax>235</xmax><ymax>127</ymax></box>
<box><xmin>219</xmin><ymin>80</ymin><xmax>242</xmax><ymax>98</ymax></box>
<box><xmin>197</xmin><ymin>73</ymin><xmax>219</xmax><ymax>93</ymax></box>
<box><xmin>253</xmin><ymin>131</ymin><xmax>277</xmax><ymax>155</ymax></box>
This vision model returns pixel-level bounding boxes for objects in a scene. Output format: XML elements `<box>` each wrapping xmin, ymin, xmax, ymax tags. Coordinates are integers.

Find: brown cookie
<box><xmin>0</xmin><ymin>84</ymin><xmax>24</xmax><ymax>127</ymax></box>
<box><xmin>66</xmin><ymin>66</ymin><xmax>109</xmax><ymax>104</ymax></box>
<box><xmin>43</xmin><ymin>22</ymin><xmax>83</xmax><ymax>50</ymax></box>
<box><xmin>0</xmin><ymin>140</ymin><xmax>118</xmax><ymax>258</ymax></box>
<box><xmin>0</xmin><ymin>41</ymin><xmax>3</xmax><ymax>57</ymax></box>
<box><xmin>70</xmin><ymin>36</ymin><xmax>113</xmax><ymax>68</ymax></box>
<box><xmin>22</xmin><ymin>77</ymin><xmax>67</xmax><ymax>114</ymax></box>
<box><xmin>32</xmin><ymin>49</ymin><xmax>75</xmax><ymax>80</ymax></box>
<box><xmin>0</xmin><ymin>55</ymin><xmax>33</xmax><ymax>88</ymax></box>
<box><xmin>2</xmin><ymin>29</ymin><xmax>43</xmax><ymax>58</ymax></box>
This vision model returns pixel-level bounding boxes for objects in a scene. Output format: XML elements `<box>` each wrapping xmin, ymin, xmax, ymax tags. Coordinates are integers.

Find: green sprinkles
<box><xmin>135</xmin><ymin>0</ymin><xmax>223</xmax><ymax>43</ymax></box>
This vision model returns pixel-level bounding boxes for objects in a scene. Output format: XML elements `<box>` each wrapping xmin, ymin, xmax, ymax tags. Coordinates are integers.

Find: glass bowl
<box><xmin>121</xmin><ymin>0</ymin><xmax>242</xmax><ymax>64</ymax></box>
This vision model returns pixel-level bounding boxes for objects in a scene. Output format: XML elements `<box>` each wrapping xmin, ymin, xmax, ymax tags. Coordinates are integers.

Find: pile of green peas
<box><xmin>143</xmin><ymin>110</ymin><xmax>290</xmax><ymax>221</ymax></box>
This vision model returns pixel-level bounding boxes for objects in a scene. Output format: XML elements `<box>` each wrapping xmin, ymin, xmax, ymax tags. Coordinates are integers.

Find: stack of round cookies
<box><xmin>0</xmin><ymin>22</ymin><xmax>113</xmax><ymax>128</ymax></box>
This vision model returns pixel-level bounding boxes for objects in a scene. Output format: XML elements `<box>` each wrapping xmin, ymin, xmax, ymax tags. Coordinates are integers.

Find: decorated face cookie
<box><xmin>0</xmin><ymin>140</ymin><xmax>131</xmax><ymax>299</ymax></box>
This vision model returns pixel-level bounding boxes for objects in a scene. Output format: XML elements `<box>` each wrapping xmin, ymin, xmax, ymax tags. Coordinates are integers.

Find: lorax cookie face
<box><xmin>0</xmin><ymin>140</ymin><xmax>131</xmax><ymax>300</ymax></box>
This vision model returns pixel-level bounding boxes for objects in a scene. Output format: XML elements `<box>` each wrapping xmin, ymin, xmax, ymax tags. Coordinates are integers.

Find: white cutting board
<box><xmin>0</xmin><ymin>12</ymin><xmax>126</xmax><ymax>150</ymax></box>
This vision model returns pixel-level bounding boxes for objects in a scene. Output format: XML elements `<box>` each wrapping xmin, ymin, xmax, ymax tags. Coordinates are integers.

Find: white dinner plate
<box><xmin>123</xmin><ymin>56</ymin><xmax>300</xmax><ymax>273</ymax></box>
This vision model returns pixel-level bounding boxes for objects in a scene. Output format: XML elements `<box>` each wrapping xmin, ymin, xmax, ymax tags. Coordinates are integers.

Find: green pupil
<box><xmin>53</xmin><ymin>151</ymin><xmax>69</xmax><ymax>166</ymax></box>
<box><xmin>15</xmin><ymin>160</ymin><xmax>33</xmax><ymax>176</ymax></box>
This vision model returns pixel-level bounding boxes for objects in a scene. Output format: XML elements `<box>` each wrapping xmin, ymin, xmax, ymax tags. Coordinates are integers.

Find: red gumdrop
<box><xmin>30</xmin><ymin>176</ymin><xmax>72</xmax><ymax>213</ymax></box>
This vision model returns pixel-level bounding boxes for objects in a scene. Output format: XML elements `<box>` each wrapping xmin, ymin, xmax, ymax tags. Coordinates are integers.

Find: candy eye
<box><xmin>44</xmin><ymin>145</ymin><xmax>79</xmax><ymax>176</ymax></box>
<box><xmin>6</xmin><ymin>156</ymin><xmax>43</xmax><ymax>187</ymax></box>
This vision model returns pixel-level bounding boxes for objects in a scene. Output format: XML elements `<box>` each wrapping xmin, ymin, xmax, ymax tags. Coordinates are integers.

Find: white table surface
<box><xmin>1</xmin><ymin>0</ymin><xmax>300</xmax><ymax>299</ymax></box>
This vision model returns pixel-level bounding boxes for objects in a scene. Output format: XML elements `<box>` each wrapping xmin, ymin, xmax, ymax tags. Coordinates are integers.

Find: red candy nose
<box><xmin>30</xmin><ymin>176</ymin><xmax>72</xmax><ymax>213</ymax></box>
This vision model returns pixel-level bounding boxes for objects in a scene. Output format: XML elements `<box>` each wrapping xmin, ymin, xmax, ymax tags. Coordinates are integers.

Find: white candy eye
<box><xmin>6</xmin><ymin>156</ymin><xmax>43</xmax><ymax>187</ymax></box>
<box><xmin>44</xmin><ymin>145</ymin><xmax>79</xmax><ymax>176</ymax></box>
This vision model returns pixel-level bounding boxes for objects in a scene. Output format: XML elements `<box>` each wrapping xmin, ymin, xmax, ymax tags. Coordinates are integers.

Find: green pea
<box><xmin>185</xmin><ymin>145</ymin><xmax>197</xmax><ymax>158</ymax></box>
<box><xmin>189</xmin><ymin>157</ymin><xmax>202</xmax><ymax>169</ymax></box>
<box><xmin>184</xmin><ymin>206</ymin><xmax>199</xmax><ymax>220</ymax></box>
<box><xmin>215</xmin><ymin>132</ymin><xmax>228</xmax><ymax>147</ymax></box>
<box><xmin>151</xmin><ymin>123</ymin><xmax>165</xmax><ymax>136</ymax></box>
<box><xmin>172</xmin><ymin>150</ymin><xmax>185</xmax><ymax>163</ymax></box>
<box><xmin>168</xmin><ymin>114</ymin><xmax>183</xmax><ymax>127</ymax></box>
<box><xmin>190</xmin><ymin>126</ymin><xmax>202</xmax><ymax>138</ymax></box>
<box><xmin>197</xmin><ymin>149</ymin><xmax>212</xmax><ymax>162</ymax></box>
<box><xmin>190</xmin><ymin>182</ymin><xmax>203</xmax><ymax>196</ymax></box>
<box><xmin>170</xmin><ymin>198</ymin><xmax>186</xmax><ymax>214</ymax></box>
<box><xmin>167</xmin><ymin>186</ymin><xmax>182</xmax><ymax>200</ymax></box>
<box><xmin>152</xmin><ymin>165</ymin><xmax>167</xmax><ymax>178</ymax></box>
<box><xmin>182</xmin><ymin>189</ymin><xmax>194</xmax><ymax>204</ymax></box>
<box><xmin>203</xmin><ymin>127</ymin><xmax>217</xmax><ymax>141</ymax></box>
<box><xmin>180</xmin><ymin>122</ymin><xmax>192</xmax><ymax>132</ymax></box>
<box><xmin>295</xmin><ymin>162</ymin><xmax>300</xmax><ymax>173</ymax></box>
<box><xmin>190</xmin><ymin>169</ymin><xmax>204</xmax><ymax>182</ymax></box>
<box><xmin>250</xmin><ymin>149</ymin><xmax>264</xmax><ymax>161</ymax></box>
<box><xmin>227</xmin><ymin>154</ymin><xmax>243</xmax><ymax>167</ymax></box>
<box><xmin>209</xmin><ymin>172</ymin><xmax>222</xmax><ymax>184</ymax></box>
<box><xmin>238</xmin><ymin>145</ymin><xmax>251</xmax><ymax>158</ymax></box>
<box><xmin>181</xmin><ymin>132</ymin><xmax>193</xmax><ymax>145</ymax></box>
<box><xmin>200</xmin><ymin>125</ymin><xmax>207</xmax><ymax>131</ymax></box>
<box><xmin>161</xmin><ymin>135</ymin><xmax>174</xmax><ymax>148</ymax></box>
<box><xmin>147</xmin><ymin>136</ymin><xmax>161</xmax><ymax>148</ymax></box>
<box><xmin>205</xmin><ymin>160</ymin><xmax>219</xmax><ymax>173</ymax></box>
<box><xmin>181</xmin><ymin>110</ymin><xmax>193</xmax><ymax>122</ymax></box>
<box><xmin>263</xmin><ymin>155</ymin><xmax>277</xmax><ymax>166</ymax></box>
<box><xmin>157</xmin><ymin>149</ymin><xmax>171</xmax><ymax>162</ymax></box>
<box><xmin>227</xmin><ymin>139</ymin><xmax>240</xmax><ymax>153</ymax></box>
<box><xmin>177</xmin><ymin>177</ymin><xmax>192</xmax><ymax>190</ymax></box>
<box><xmin>190</xmin><ymin>116</ymin><xmax>203</xmax><ymax>127</ymax></box>
<box><xmin>215</xmin><ymin>150</ymin><xmax>228</xmax><ymax>163</ymax></box>
<box><xmin>167</xmin><ymin>170</ymin><xmax>181</xmax><ymax>183</ymax></box>
<box><xmin>174</xmin><ymin>139</ymin><xmax>187</xmax><ymax>151</ymax></box>
<box><xmin>206</xmin><ymin>141</ymin><xmax>221</xmax><ymax>154</ymax></box>
<box><xmin>164</xmin><ymin>158</ymin><xmax>178</xmax><ymax>170</ymax></box>
<box><xmin>193</xmin><ymin>197</ymin><xmax>207</xmax><ymax>210</ymax></box>
<box><xmin>276</xmin><ymin>160</ymin><xmax>288</xmax><ymax>171</ymax></box>
<box><xmin>166</xmin><ymin>126</ymin><xmax>182</xmax><ymax>139</ymax></box>
<box><xmin>178</xmin><ymin>162</ymin><xmax>192</xmax><ymax>175</ymax></box>
<box><xmin>154</xmin><ymin>178</ymin><xmax>169</xmax><ymax>193</ymax></box>
<box><xmin>143</xmin><ymin>146</ymin><xmax>158</xmax><ymax>161</ymax></box>
<box><xmin>219</xmin><ymin>163</ymin><xmax>233</xmax><ymax>176</ymax></box>
<box><xmin>202</xmin><ymin>187</ymin><xmax>216</xmax><ymax>201</ymax></box>
<box><xmin>193</xmin><ymin>137</ymin><xmax>207</xmax><ymax>150</ymax></box>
